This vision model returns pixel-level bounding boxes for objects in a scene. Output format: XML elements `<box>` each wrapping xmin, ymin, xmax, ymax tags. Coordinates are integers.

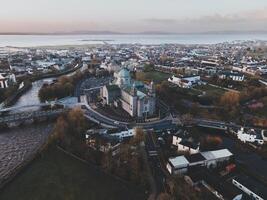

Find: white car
<box><xmin>114</xmin><ymin>121</ymin><xmax>120</xmax><ymax>125</ymax></box>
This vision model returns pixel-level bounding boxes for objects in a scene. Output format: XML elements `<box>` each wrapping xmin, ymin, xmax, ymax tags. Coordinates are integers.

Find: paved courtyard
<box><xmin>0</xmin><ymin>124</ymin><xmax>53</xmax><ymax>186</ymax></box>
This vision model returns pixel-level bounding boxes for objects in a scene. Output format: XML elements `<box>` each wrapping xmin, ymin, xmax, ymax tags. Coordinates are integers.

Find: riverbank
<box><xmin>29</xmin><ymin>62</ymin><xmax>82</xmax><ymax>82</ymax></box>
<box><xmin>3</xmin><ymin>81</ymin><xmax>32</xmax><ymax>107</ymax></box>
<box><xmin>1</xmin><ymin>62</ymin><xmax>82</xmax><ymax>109</ymax></box>
<box><xmin>0</xmin><ymin>123</ymin><xmax>53</xmax><ymax>189</ymax></box>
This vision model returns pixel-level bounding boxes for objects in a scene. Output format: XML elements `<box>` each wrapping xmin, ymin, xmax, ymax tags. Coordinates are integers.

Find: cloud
<box><xmin>143</xmin><ymin>18</ymin><xmax>178</xmax><ymax>24</ymax></box>
<box><xmin>140</xmin><ymin>7</ymin><xmax>267</xmax><ymax>33</ymax></box>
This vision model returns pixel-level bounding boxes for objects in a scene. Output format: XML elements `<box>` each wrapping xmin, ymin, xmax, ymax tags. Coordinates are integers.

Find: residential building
<box><xmin>172</xmin><ymin>135</ymin><xmax>200</xmax><ymax>155</ymax></box>
<box><xmin>85</xmin><ymin>133</ymin><xmax>121</xmax><ymax>156</ymax></box>
<box><xmin>0</xmin><ymin>73</ymin><xmax>16</xmax><ymax>89</ymax></box>
<box><xmin>233</xmin><ymin>127</ymin><xmax>265</xmax><ymax>145</ymax></box>
<box><xmin>167</xmin><ymin>149</ymin><xmax>233</xmax><ymax>175</ymax></box>
<box><xmin>168</xmin><ymin>75</ymin><xmax>202</xmax><ymax>88</ymax></box>
<box><xmin>219</xmin><ymin>71</ymin><xmax>245</xmax><ymax>82</ymax></box>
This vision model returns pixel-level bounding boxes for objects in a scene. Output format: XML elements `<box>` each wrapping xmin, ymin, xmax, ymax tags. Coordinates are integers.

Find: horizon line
<box><xmin>1</xmin><ymin>30</ymin><xmax>267</xmax><ymax>36</ymax></box>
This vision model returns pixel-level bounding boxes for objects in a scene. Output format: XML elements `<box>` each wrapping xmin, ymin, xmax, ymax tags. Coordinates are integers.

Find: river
<box><xmin>11</xmin><ymin>66</ymin><xmax>79</xmax><ymax>113</ymax></box>
<box><xmin>11</xmin><ymin>78</ymin><xmax>55</xmax><ymax>113</ymax></box>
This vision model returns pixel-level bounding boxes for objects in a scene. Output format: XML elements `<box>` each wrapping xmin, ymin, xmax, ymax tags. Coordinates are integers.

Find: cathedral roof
<box><xmin>118</xmin><ymin>68</ymin><xmax>130</xmax><ymax>78</ymax></box>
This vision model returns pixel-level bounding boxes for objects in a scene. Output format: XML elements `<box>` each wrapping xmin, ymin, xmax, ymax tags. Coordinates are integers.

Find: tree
<box><xmin>201</xmin><ymin>135</ymin><xmax>223</xmax><ymax>150</ymax></box>
<box><xmin>181</xmin><ymin>114</ymin><xmax>193</xmax><ymax>125</ymax></box>
<box><xmin>167</xmin><ymin>176</ymin><xmax>203</xmax><ymax>200</ymax></box>
<box><xmin>143</xmin><ymin>63</ymin><xmax>155</xmax><ymax>72</ymax></box>
<box><xmin>157</xmin><ymin>193</ymin><xmax>172</xmax><ymax>200</ymax></box>
<box><xmin>67</xmin><ymin>108</ymin><xmax>86</xmax><ymax>138</ymax></box>
<box><xmin>131</xmin><ymin>128</ymin><xmax>145</xmax><ymax>145</ymax></box>
<box><xmin>219</xmin><ymin>91</ymin><xmax>241</xmax><ymax>120</ymax></box>
<box><xmin>220</xmin><ymin>91</ymin><xmax>240</xmax><ymax>108</ymax></box>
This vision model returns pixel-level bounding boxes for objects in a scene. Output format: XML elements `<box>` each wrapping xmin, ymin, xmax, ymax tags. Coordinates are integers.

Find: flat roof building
<box><xmin>167</xmin><ymin>149</ymin><xmax>233</xmax><ymax>175</ymax></box>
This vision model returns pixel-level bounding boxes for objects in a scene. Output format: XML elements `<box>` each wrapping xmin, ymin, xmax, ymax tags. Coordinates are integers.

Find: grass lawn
<box><xmin>136</xmin><ymin>71</ymin><xmax>171</xmax><ymax>83</ymax></box>
<box><xmin>195</xmin><ymin>84</ymin><xmax>226</xmax><ymax>97</ymax></box>
<box><xmin>0</xmin><ymin>146</ymin><xmax>146</xmax><ymax>200</ymax></box>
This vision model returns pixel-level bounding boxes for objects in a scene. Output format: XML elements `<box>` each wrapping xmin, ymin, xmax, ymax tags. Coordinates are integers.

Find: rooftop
<box><xmin>118</xmin><ymin>68</ymin><xmax>130</xmax><ymax>78</ymax></box>
<box><xmin>169</xmin><ymin>156</ymin><xmax>189</xmax><ymax>168</ymax></box>
<box><xmin>201</xmin><ymin>149</ymin><xmax>233</xmax><ymax>160</ymax></box>
<box><xmin>185</xmin><ymin>153</ymin><xmax>206</xmax><ymax>163</ymax></box>
<box><xmin>106</xmin><ymin>84</ymin><xmax>120</xmax><ymax>92</ymax></box>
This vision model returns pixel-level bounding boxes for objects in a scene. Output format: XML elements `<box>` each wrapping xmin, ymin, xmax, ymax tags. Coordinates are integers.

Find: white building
<box><xmin>0</xmin><ymin>73</ymin><xmax>8</xmax><ymax>89</ymax></box>
<box><xmin>168</xmin><ymin>75</ymin><xmax>201</xmax><ymax>88</ymax></box>
<box><xmin>172</xmin><ymin>135</ymin><xmax>199</xmax><ymax>155</ymax></box>
<box><xmin>0</xmin><ymin>73</ymin><xmax>16</xmax><ymax>89</ymax></box>
<box><xmin>219</xmin><ymin>72</ymin><xmax>245</xmax><ymax>82</ymax></box>
<box><xmin>167</xmin><ymin>156</ymin><xmax>189</xmax><ymax>175</ymax></box>
<box><xmin>235</xmin><ymin>127</ymin><xmax>264</xmax><ymax>145</ymax></box>
<box><xmin>167</xmin><ymin>149</ymin><xmax>233</xmax><ymax>175</ymax></box>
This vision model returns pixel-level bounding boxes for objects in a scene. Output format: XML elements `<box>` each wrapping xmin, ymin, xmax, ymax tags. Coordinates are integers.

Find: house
<box><xmin>172</xmin><ymin>135</ymin><xmax>199</xmax><ymax>155</ymax></box>
<box><xmin>168</xmin><ymin>75</ymin><xmax>201</xmax><ymax>88</ymax></box>
<box><xmin>85</xmin><ymin>133</ymin><xmax>121</xmax><ymax>156</ymax></box>
<box><xmin>201</xmin><ymin>60</ymin><xmax>219</xmax><ymax>68</ymax></box>
<box><xmin>219</xmin><ymin>71</ymin><xmax>245</xmax><ymax>82</ymax></box>
<box><xmin>234</xmin><ymin>127</ymin><xmax>265</xmax><ymax>145</ymax></box>
<box><xmin>0</xmin><ymin>73</ymin><xmax>16</xmax><ymax>89</ymax></box>
<box><xmin>167</xmin><ymin>156</ymin><xmax>190</xmax><ymax>174</ymax></box>
<box><xmin>166</xmin><ymin>149</ymin><xmax>233</xmax><ymax>175</ymax></box>
<box><xmin>0</xmin><ymin>73</ymin><xmax>9</xmax><ymax>89</ymax></box>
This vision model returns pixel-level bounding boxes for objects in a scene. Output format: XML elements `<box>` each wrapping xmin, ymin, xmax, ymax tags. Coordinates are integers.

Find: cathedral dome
<box><xmin>118</xmin><ymin>68</ymin><xmax>130</xmax><ymax>78</ymax></box>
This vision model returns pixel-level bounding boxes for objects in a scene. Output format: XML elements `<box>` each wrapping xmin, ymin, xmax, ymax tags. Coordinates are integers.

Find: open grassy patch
<box><xmin>136</xmin><ymin>71</ymin><xmax>171</xmax><ymax>83</ymax></box>
<box><xmin>195</xmin><ymin>84</ymin><xmax>226</xmax><ymax>97</ymax></box>
<box><xmin>0</xmin><ymin>146</ymin><xmax>146</xmax><ymax>200</ymax></box>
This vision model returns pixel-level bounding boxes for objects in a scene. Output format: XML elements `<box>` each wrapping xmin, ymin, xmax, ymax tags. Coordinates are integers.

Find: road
<box><xmin>78</xmin><ymin>76</ymin><xmax>266</xmax><ymax>133</ymax></box>
<box><xmin>145</xmin><ymin>131</ymin><xmax>167</xmax><ymax>196</ymax></box>
<box><xmin>78</xmin><ymin>76</ymin><xmax>177</xmax><ymax>130</ymax></box>
<box><xmin>83</xmin><ymin>101</ymin><xmax>176</xmax><ymax>130</ymax></box>
<box><xmin>75</xmin><ymin>76</ymin><xmax>113</xmax><ymax>97</ymax></box>
<box><xmin>193</xmin><ymin>118</ymin><xmax>266</xmax><ymax>132</ymax></box>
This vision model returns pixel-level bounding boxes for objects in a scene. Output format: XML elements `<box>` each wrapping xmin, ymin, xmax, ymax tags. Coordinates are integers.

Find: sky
<box><xmin>1</xmin><ymin>0</ymin><xmax>267</xmax><ymax>33</ymax></box>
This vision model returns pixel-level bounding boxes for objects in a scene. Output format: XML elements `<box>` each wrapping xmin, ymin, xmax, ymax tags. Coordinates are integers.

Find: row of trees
<box><xmin>51</xmin><ymin>112</ymin><xmax>149</xmax><ymax>188</ymax></box>
<box><xmin>38</xmin><ymin>71</ymin><xmax>87</xmax><ymax>102</ymax></box>
<box><xmin>51</xmin><ymin>108</ymin><xmax>90</xmax><ymax>155</ymax></box>
<box><xmin>99</xmin><ymin>128</ymin><xmax>148</xmax><ymax>187</ymax></box>
<box><xmin>0</xmin><ymin>84</ymin><xmax>19</xmax><ymax>103</ymax></box>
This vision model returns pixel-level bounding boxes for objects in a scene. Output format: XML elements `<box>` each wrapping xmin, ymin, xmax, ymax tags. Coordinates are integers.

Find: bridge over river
<box><xmin>0</xmin><ymin>109</ymin><xmax>67</xmax><ymax>125</ymax></box>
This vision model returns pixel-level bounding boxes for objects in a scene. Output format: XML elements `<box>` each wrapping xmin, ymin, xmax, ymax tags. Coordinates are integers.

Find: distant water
<box><xmin>0</xmin><ymin>33</ymin><xmax>267</xmax><ymax>47</ymax></box>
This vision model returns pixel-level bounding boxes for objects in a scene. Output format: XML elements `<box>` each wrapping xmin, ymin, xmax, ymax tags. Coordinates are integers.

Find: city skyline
<box><xmin>1</xmin><ymin>0</ymin><xmax>267</xmax><ymax>34</ymax></box>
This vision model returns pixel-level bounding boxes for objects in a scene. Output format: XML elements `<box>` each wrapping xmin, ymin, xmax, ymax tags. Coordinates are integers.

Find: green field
<box><xmin>0</xmin><ymin>146</ymin><xmax>146</xmax><ymax>200</ymax></box>
<box><xmin>136</xmin><ymin>71</ymin><xmax>171</xmax><ymax>83</ymax></box>
<box><xmin>195</xmin><ymin>84</ymin><xmax>226</xmax><ymax>97</ymax></box>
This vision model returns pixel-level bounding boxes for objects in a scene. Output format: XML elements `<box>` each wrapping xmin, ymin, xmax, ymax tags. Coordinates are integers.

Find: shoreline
<box><xmin>0</xmin><ymin>34</ymin><xmax>267</xmax><ymax>48</ymax></box>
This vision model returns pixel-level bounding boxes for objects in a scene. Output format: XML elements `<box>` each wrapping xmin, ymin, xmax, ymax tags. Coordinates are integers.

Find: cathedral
<box><xmin>101</xmin><ymin>68</ymin><xmax>156</xmax><ymax>118</ymax></box>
